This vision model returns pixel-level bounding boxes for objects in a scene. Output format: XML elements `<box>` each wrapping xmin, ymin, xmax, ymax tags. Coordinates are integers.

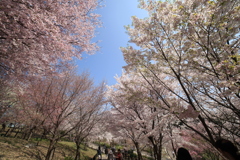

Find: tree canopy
<box><xmin>0</xmin><ymin>0</ymin><xmax>101</xmax><ymax>78</ymax></box>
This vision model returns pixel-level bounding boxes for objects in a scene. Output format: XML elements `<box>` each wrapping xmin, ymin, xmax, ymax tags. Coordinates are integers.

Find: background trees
<box><xmin>10</xmin><ymin>71</ymin><xmax>106</xmax><ymax>160</ymax></box>
<box><xmin>68</xmin><ymin>81</ymin><xmax>106</xmax><ymax>160</ymax></box>
<box><xmin>107</xmin><ymin>72</ymin><xmax>177</xmax><ymax>160</ymax></box>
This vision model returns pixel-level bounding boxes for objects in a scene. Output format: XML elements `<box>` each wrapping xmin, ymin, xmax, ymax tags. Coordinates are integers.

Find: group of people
<box><xmin>95</xmin><ymin>138</ymin><xmax>239</xmax><ymax>160</ymax></box>
<box><xmin>96</xmin><ymin>146</ymin><xmax>129</xmax><ymax>160</ymax></box>
<box><xmin>177</xmin><ymin>138</ymin><xmax>240</xmax><ymax>160</ymax></box>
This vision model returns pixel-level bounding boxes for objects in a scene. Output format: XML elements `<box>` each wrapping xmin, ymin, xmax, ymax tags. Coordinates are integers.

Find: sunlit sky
<box><xmin>76</xmin><ymin>0</ymin><xmax>148</xmax><ymax>86</ymax></box>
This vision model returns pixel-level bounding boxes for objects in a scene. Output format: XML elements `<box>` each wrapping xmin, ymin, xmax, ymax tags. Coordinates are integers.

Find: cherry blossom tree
<box><xmin>11</xmin><ymin>71</ymin><xmax>106</xmax><ymax>160</ymax></box>
<box><xmin>67</xmin><ymin>82</ymin><xmax>106</xmax><ymax>160</ymax></box>
<box><xmin>105</xmin><ymin>108</ymin><xmax>145</xmax><ymax>160</ymax></box>
<box><xmin>0</xmin><ymin>0</ymin><xmax>101</xmax><ymax>78</ymax></box>
<box><xmin>121</xmin><ymin>0</ymin><xmax>240</xmax><ymax>155</ymax></box>
<box><xmin>107</xmin><ymin>72</ymin><xmax>178</xmax><ymax>160</ymax></box>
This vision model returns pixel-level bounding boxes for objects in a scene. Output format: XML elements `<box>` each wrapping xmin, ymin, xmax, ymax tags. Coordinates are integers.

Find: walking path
<box><xmin>101</xmin><ymin>154</ymin><xmax>108</xmax><ymax>160</ymax></box>
<box><xmin>87</xmin><ymin>142</ymin><xmax>172</xmax><ymax>160</ymax></box>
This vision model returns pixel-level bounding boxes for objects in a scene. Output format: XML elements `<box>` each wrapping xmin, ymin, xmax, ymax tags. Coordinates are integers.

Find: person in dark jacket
<box><xmin>176</xmin><ymin>147</ymin><xmax>192</xmax><ymax>160</ymax></box>
<box><xmin>215</xmin><ymin>138</ymin><xmax>240</xmax><ymax>160</ymax></box>
<box><xmin>97</xmin><ymin>146</ymin><xmax>102</xmax><ymax>160</ymax></box>
<box><xmin>105</xmin><ymin>147</ymin><xmax>108</xmax><ymax>154</ymax></box>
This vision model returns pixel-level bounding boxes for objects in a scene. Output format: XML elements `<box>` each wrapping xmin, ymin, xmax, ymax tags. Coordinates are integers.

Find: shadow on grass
<box><xmin>22</xmin><ymin>145</ymin><xmax>46</xmax><ymax>160</ymax></box>
<box><xmin>0</xmin><ymin>154</ymin><xmax>5</xmax><ymax>158</ymax></box>
<box><xmin>21</xmin><ymin>142</ymin><xmax>76</xmax><ymax>159</ymax></box>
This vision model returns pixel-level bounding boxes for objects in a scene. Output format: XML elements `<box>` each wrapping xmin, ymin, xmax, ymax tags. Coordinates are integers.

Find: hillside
<box><xmin>0</xmin><ymin>136</ymin><xmax>95</xmax><ymax>160</ymax></box>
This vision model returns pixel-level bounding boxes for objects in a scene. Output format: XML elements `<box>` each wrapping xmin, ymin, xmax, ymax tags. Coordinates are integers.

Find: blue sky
<box><xmin>76</xmin><ymin>0</ymin><xmax>148</xmax><ymax>86</ymax></box>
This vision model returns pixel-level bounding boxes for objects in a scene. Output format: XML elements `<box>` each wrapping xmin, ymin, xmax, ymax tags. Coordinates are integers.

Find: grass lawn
<box><xmin>0</xmin><ymin>135</ymin><xmax>96</xmax><ymax>160</ymax></box>
<box><xmin>59</xmin><ymin>141</ymin><xmax>97</xmax><ymax>159</ymax></box>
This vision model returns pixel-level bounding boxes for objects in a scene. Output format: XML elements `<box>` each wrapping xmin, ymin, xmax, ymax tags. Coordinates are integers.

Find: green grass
<box><xmin>59</xmin><ymin>141</ymin><xmax>76</xmax><ymax>149</ymax></box>
<box><xmin>58</xmin><ymin>141</ymin><xmax>96</xmax><ymax>159</ymax></box>
<box><xmin>0</xmin><ymin>135</ymin><xmax>97</xmax><ymax>160</ymax></box>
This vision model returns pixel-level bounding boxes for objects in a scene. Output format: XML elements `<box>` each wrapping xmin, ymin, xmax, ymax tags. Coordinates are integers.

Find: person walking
<box><xmin>116</xmin><ymin>149</ymin><xmax>123</xmax><ymax>160</ymax></box>
<box><xmin>97</xmin><ymin>146</ymin><xmax>102</xmax><ymax>160</ymax></box>
<box><xmin>105</xmin><ymin>147</ymin><xmax>109</xmax><ymax>154</ymax></box>
<box><xmin>108</xmin><ymin>148</ymin><xmax>114</xmax><ymax>160</ymax></box>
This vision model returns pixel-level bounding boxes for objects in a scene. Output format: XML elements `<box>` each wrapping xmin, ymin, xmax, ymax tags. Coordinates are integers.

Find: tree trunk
<box><xmin>148</xmin><ymin>135</ymin><xmax>162</xmax><ymax>160</ymax></box>
<box><xmin>26</xmin><ymin>126</ymin><xmax>36</xmax><ymax>141</ymax></box>
<box><xmin>5</xmin><ymin>128</ymin><xmax>12</xmax><ymax>136</ymax></box>
<box><xmin>45</xmin><ymin>140</ymin><xmax>56</xmax><ymax>160</ymax></box>
<box><xmin>74</xmin><ymin>142</ymin><xmax>81</xmax><ymax>160</ymax></box>
<box><xmin>9</xmin><ymin>126</ymin><xmax>15</xmax><ymax>136</ymax></box>
<box><xmin>134</xmin><ymin>142</ymin><xmax>143</xmax><ymax>160</ymax></box>
<box><xmin>27</xmin><ymin>131</ymin><xmax>33</xmax><ymax>141</ymax></box>
<box><xmin>21</xmin><ymin>128</ymin><xmax>28</xmax><ymax>139</ymax></box>
<box><xmin>37</xmin><ymin>130</ymin><xmax>47</xmax><ymax>146</ymax></box>
<box><xmin>14</xmin><ymin>127</ymin><xmax>22</xmax><ymax>138</ymax></box>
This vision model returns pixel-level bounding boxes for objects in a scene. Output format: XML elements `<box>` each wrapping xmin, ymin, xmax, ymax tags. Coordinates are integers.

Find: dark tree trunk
<box><xmin>27</xmin><ymin>131</ymin><xmax>33</xmax><ymax>141</ymax></box>
<box><xmin>45</xmin><ymin>140</ymin><xmax>56</xmax><ymax>160</ymax></box>
<box><xmin>14</xmin><ymin>127</ymin><xmax>22</xmax><ymax>138</ymax></box>
<box><xmin>21</xmin><ymin>127</ymin><xmax>29</xmax><ymax>139</ymax></box>
<box><xmin>37</xmin><ymin>130</ymin><xmax>47</xmax><ymax>146</ymax></box>
<box><xmin>5</xmin><ymin>128</ymin><xmax>12</xmax><ymax>136</ymax></box>
<box><xmin>134</xmin><ymin>141</ymin><xmax>143</xmax><ymax>160</ymax></box>
<box><xmin>148</xmin><ymin>134</ymin><xmax>163</xmax><ymax>160</ymax></box>
<box><xmin>74</xmin><ymin>142</ymin><xmax>81</xmax><ymax>160</ymax></box>
<box><xmin>26</xmin><ymin>126</ymin><xmax>36</xmax><ymax>141</ymax></box>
